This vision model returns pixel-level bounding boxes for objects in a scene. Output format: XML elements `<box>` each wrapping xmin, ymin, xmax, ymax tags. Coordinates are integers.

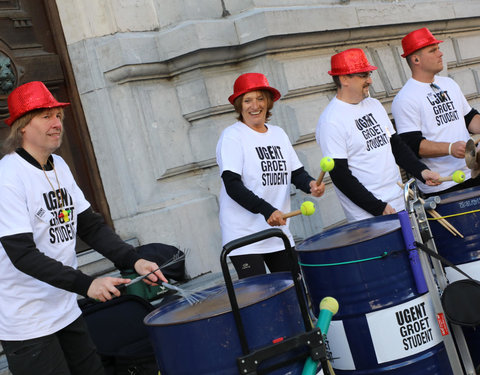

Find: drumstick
<box><xmin>397</xmin><ymin>182</ymin><xmax>455</xmax><ymax>235</ymax></box>
<box><xmin>437</xmin><ymin>170</ymin><xmax>465</xmax><ymax>183</ymax></box>
<box><xmin>316</xmin><ymin>157</ymin><xmax>335</xmax><ymax>185</ymax></box>
<box><xmin>282</xmin><ymin>201</ymin><xmax>315</xmax><ymax>219</ymax></box>
<box><xmin>427</xmin><ymin>209</ymin><xmax>464</xmax><ymax>238</ymax></box>
<box><xmin>397</xmin><ymin>182</ymin><xmax>463</xmax><ymax>238</ymax></box>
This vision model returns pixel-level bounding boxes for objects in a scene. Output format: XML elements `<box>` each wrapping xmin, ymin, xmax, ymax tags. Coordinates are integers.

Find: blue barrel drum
<box><xmin>429</xmin><ymin>186</ymin><xmax>480</xmax><ymax>281</ymax></box>
<box><xmin>429</xmin><ymin>186</ymin><xmax>480</xmax><ymax>368</ymax></box>
<box><xmin>296</xmin><ymin>214</ymin><xmax>453</xmax><ymax>374</ymax></box>
<box><xmin>144</xmin><ymin>273</ymin><xmax>308</xmax><ymax>375</ymax></box>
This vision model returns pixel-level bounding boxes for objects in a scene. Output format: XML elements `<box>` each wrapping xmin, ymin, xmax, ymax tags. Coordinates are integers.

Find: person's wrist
<box><xmin>448</xmin><ymin>142</ymin><xmax>453</xmax><ymax>155</ymax></box>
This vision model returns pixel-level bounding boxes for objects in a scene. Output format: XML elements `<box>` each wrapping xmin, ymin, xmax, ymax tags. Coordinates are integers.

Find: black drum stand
<box><xmin>402</xmin><ymin>178</ymin><xmax>475</xmax><ymax>375</ymax></box>
<box><xmin>221</xmin><ymin>228</ymin><xmax>332</xmax><ymax>375</ymax></box>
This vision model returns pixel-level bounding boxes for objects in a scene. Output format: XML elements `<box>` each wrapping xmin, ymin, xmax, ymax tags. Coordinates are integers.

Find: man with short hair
<box><xmin>392</xmin><ymin>27</ymin><xmax>480</xmax><ymax>196</ymax></box>
<box><xmin>316</xmin><ymin>48</ymin><xmax>440</xmax><ymax>222</ymax></box>
<box><xmin>0</xmin><ymin>81</ymin><xmax>168</xmax><ymax>375</ymax></box>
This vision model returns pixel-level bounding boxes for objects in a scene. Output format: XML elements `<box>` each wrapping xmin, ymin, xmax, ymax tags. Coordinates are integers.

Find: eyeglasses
<box><xmin>430</xmin><ymin>83</ymin><xmax>447</xmax><ymax>102</ymax></box>
<box><xmin>348</xmin><ymin>72</ymin><xmax>372</xmax><ymax>79</ymax></box>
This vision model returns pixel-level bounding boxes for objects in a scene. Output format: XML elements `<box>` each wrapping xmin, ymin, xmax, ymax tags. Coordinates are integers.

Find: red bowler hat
<box><xmin>5</xmin><ymin>81</ymin><xmax>70</xmax><ymax>126</ymax></box>
<box><xmin>401</xmin><ymin>27</ymin><xmax>443</xmax><ymax>58</ymax></box>
<box><xmin>328</xmin><ymin>48</ymin><xmax>377</xmax><ymax>76</ymax></box>
<box><xmin>228</xmin><ymin>73</ymin><xmax>281</xmax><ymax>105</ymax></box>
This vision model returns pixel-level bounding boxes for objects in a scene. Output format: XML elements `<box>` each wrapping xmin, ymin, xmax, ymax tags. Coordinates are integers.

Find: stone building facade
<box><xmin>56</xmin><ymin>0</ymin><xmax>480</xmax><ymax>277</ymax></box>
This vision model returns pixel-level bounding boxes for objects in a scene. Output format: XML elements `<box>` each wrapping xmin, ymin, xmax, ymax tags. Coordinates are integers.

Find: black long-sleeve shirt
<box><xmin>221</xmin><ymin>167</ymin><xmax>314</xmax><ymax>220</ymax></box>
<box><xmin>0</xmin><ymin>149</ymin><xmax>140</xmax><ymax>297</ymax></box>
<box><xmin>329</xmin><ymin>134</ymin><xmax>428</xmax><ymax>216</ymax></box>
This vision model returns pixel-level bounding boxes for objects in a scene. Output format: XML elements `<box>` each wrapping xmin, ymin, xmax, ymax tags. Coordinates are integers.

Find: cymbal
<box><xmin>474</xmin><ymin>143</ymin><xmax>480</xmax><ymax>178</ymax></box>
<box><xmin>465</xmin><ymin>138</ymin><xmax>479</xmax><ymax>169</ymax></box>
<box><xmin>466</xmin><ymin>135</ymin><xmax>480</xmax><ymax>178</ymax></box>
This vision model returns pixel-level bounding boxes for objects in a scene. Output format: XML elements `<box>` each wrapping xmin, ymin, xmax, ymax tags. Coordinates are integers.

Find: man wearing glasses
<box><xmin>392</xmin><ymin>27</ymin><xmax>480</xmax><ymax>196</ymax></box>
<box><xmin>316</xmin><ymin>48</ymin><xmax>440</xmax><ymax>222</ymax></box>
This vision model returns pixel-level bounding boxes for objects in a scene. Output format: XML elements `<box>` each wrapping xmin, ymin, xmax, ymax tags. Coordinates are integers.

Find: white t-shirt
<box><xmin>392</xmin><ymin>76</ymin><xmax>472</xmax><ymax>194</ymax></box>
<box><xmin>0</xmin><ymin>153</ymin><xmax>90</xmax><ymax>340</ymax></box>
<box><xmin>216</xmin><ymin>122</ymin><xmax>303</xmax><ymax>256</ymax></box>
<box><xmin>316</xmin><ymin>96</ymin><xmax>404</xmax><ymax>222</ymax></box>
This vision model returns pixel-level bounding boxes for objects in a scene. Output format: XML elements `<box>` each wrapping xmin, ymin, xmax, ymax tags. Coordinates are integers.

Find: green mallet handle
<box><xmin>302</xmin><ymin>297</ymin><xmax>338</xmax><ymax>375</ymax></box>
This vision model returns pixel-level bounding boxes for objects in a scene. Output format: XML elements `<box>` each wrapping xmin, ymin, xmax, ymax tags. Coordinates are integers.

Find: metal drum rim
<box><xmin>437</xmin><ymin>186</ymin><xmax>480</xmax><ymax>205</ymax></box>
<box><xmin>144</xmin><ymin>274</ymin><xmax>295</xmax><ymax>327</ymax></box>
<box><xmin>296</xmin><ymin>215</ymin><xmax>401</xmax><ymax>252</ymax></box>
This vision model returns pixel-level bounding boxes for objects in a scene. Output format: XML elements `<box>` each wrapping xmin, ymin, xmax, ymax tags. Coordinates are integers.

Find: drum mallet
<box><xmin>437</xmin><ymin>170</ymin><xmax>465</xmax><ymax>183</ymax></box>
<box><xmin>316</xmin><ymin>157</ymin><xmax>335</xmax><ymax>185</ymax></box>
<box><xmin>302</xmin><ymin>297</ymin><xmax>339</xmax><ymax>375</ymax></box>
<box><xmin>282</xmin><ymin>201</ymin><xmax>315</xmax><ymax>219</ymax></box>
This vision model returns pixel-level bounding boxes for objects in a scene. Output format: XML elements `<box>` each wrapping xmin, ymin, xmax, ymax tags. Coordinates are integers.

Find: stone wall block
<box><xmin>81</xmin><ymin>90</ymin><xmax>138</xmax><ymax>218</ymax></box>
<box><xmin>204</xmin><ymin>72</ymin><xmax>238</xmax><ymax>108</ymax></box>
<box><xmin>449</xmin><ymin>69</ymin><xmax>478</xmax><ymax>98</ymax></box>
<box><xmin>136</xmin><ymin>84</ymin><xmax>194</xmax><ymax>179</ymax></box>
<box><xmin>356</xmin><ymin>3</ymin><xmax>455</xmax><ymax>27</ymax></box>
<box><xmin>156</xmin><ymin>21</ymin><xmax>238</xmax><ymax>61</ymax></box>
<box><xmin>189</xmin><ymin>114</ymin><xmax>232</xmax><ymax>165</ymax></box>
<box><xmin>440</xmin><ymin>38</ymin><xmax>457</xmax><ymax>66</ymax></box>
<box><xmin>455</xmin><ymin>34</ymin><xmax>480</xmax><ymax>62</ymax></box>
<box><xmin>453</xmin><ymin>2</ymin><xmax>480</xmax><ymax>19</ymax></box>
<box><xmin>371</xmin><ymin>46</ymin><xmax>404</xmax><ymax>94</ymax></box>
<box><xmin>283</xmin><ymin>95</ymin><xmax>329</xmax><ymax>144</ymax></box>
<box><xmin>234</xmin><ymin>7</ymin><xmax>358</xmax><ymax>44</ymax></box>
<box><xmin>97</xmin><ymin>34</ymin><xmax>161</xmax><ymax>75</ymax></box>
<box><xmin>56</xmin><ymin>0</ymin><xmax>117</xmax><ymax>43</ymax></box>
<box><xmin>281</xmin><ymin>54</ymin><xmax>333</xmax><ymax>94</ymax></box>
<box><xmin>67</xmin><ymin>41</ymin><xmax>107</xmax><ymax>94</ymax></box>
<box><xmin>113</xmin><ymin>0</ymin><xmax>159</xmax><ymax>32</ymax></box>
<box><xmin>176</xmin><ymin>76</ymin><xmax>211</xmax><ymax>116</ymax></box>
<box><xmin>156</xmin><ymin>0</ymin><xmax>225</xmax><ymax>30</ymax></box>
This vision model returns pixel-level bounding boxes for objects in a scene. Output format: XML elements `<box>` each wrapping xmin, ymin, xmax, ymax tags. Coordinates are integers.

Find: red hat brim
<box><xmin>328</xmin><ymin>65</ymin><xmax>377</xmax><ymax>76</ymax></box>
<box><xmin>401</xmin><ymin>28</ymin><xmax>443</xmax><ymax>58</ymax></box>
<box><xmin>228</xmin><ymin>85</ymin><xmax>281</xmax><ymax>105</ymax></box>
<box><xmin>5</xmin><ymin>81</ymin><xmax>70</xmax><ymax>126</ymax></box>
<box><xmin>5</xmin><ymin>101</ymin><xmax>70</xmax><ymax>126</ymax></box>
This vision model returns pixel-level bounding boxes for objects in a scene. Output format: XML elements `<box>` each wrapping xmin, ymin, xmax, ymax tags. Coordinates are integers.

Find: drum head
<box><xmin>297</xmin><ymin>215</ymin><xmax>401</xmax><ymax>251</ymax></box>
<box><xmin>145</xmin><ymin>273</ymin><xmax>294</xmax><ymax>326</ymax></box>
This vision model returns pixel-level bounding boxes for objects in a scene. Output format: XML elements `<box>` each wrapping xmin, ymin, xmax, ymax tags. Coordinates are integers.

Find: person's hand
<box><xmin>134</xmin><ymin>259</ymin><xmax>168</xmax><ymax>284</ymax></box>
<box><xmin>267</xmin><ymin>210</ymin><xmax>287</xmax><ymax>227</ymax></box>
<box><xmin>382</xmin><ymin>203</ymin><xmax>396</xmax><ymax>216</ymax></box>
<box><xmin>310</xmin><ymin>180</ymin><xmax>325</xmax><ymax>197</ymax></box>
<box><xmin>449</xmin><ymin>141</ymin><xmax>466</xmax><ymax>158</ymax></box>
<box><xmin>421</xmin><ymin>169</ymin><xmax>442</xmax><ymax>186</ymax></box>
<box><xmin>87</xmin><ymin>276</ymin><xmax>132</xmax><ymax>302</ymax></box>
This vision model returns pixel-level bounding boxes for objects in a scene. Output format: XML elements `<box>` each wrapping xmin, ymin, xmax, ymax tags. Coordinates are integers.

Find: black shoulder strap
<box><xmin>414</xmin><ymin>241</ymin><xmax>474</xmax><ymax>281</ymax></box>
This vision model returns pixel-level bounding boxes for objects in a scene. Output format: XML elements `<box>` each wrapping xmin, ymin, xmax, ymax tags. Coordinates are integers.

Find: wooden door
<box><xmin>0</xmin><ymin>0</ymin><xmax>113</xmax><ymax>237</ymax></box>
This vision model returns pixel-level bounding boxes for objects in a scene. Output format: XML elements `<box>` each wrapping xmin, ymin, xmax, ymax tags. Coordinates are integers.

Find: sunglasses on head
<box><xmin>430</xmin><ymin>83</ymin><xmax>447</xmax><ymax>102</ymax></box>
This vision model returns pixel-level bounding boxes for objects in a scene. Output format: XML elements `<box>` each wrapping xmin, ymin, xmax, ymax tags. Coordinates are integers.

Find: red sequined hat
<box><xmin>328</xmin><ymin>48</ymin><xmax>377</xmax><ymax>76</ymax></box>
<box><xmin>5</xmin><ymin>81</ymin><xmax>70</xmax><ymax>126</ymax></box>
<box><xmin>401</xmin><ymin>27</ymin><xmax>443</xmax><ymax>58</ymax></box>
<box><xmin>228</xmin><ymin>73</ymin><xmax>281</xmax><ymax>105</ymax></box>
